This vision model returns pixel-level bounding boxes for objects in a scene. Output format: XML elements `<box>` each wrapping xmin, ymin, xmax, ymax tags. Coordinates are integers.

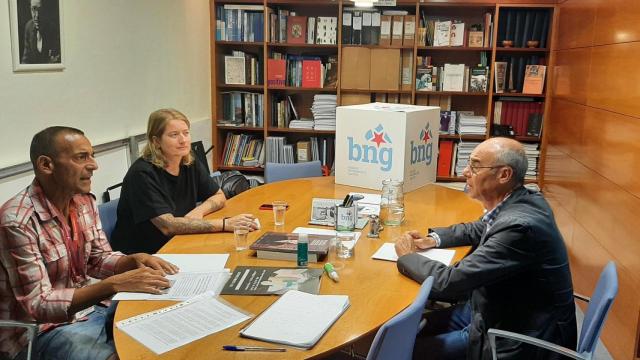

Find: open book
<box><xmin>240</xmin><ymin>290</ymin><xmax>350</xmax><ymax>349</ymax></box>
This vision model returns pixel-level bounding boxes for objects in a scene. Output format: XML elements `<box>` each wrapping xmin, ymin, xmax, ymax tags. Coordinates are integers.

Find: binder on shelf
<box><xmin>352</xmin><ymin>10</ymin><xmax>363</xmax><ymax>45</ymax></box>
<box><xmin>403</xmin><ymin>16</ymin><xmax>415</xmax><ymax>46</ymax></box>
<box><xmin>362</xmin><ymin>11</ymin><xmax>373</xmax><ymax>45</ymax></box>
<box><xmin>391</xmin><ymin>16</ymin><xmax>404</xmax><ymax>46</ymax></box>
<box><xmin>371</xmin><ymin>12</ymin><xmax>381</xmax><ymax>45</ymax></box>
<box><xmin>379</xmin><ymin>15</ymin><xmax>392</xmax><ymax>46</ymax></box>
<box><xmin>342</xmin><ymin>11</ymin><xmax>353</xmax><ymax>44</ymax></box>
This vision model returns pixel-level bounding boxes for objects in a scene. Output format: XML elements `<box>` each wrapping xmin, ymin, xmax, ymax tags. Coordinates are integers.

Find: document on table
<box><xmin>112</xmin><ymin>254</ymin><xmax>231</xmax><ymax>301</ymax></box>
<box><xmin>116</xmin><ymin>291</ymin><xmax>251</xmax><ymax>354</ymax></box>
<box><xmin>349</xmin><ymin>192</ymin><xmax>381</xmax><ymax>216</ymax></box>
<box><xmin>113</xmin><ymin>271</ymin><xmax>231</xmax><ymax>301</ymax></box>
<box><xmin>240</xmin><ymin>290</ymin><xmax>350</xmax><ymax>349</ymax></box>
<box><xmin>371</xmin><ymin>242</ymin><xmax>456</xmax><ymax>265</ymax></box>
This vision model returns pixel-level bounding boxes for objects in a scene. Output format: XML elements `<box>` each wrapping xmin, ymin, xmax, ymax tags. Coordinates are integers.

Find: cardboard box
<box><xmin>369</xmin><ymin>48</ymin><xmax>400</xmax><ymax>90</ymax></box>
<box><xmin>335</xmin><ymin>103</ymin><xmax>440</xmax><ymax>192</ymax></box>
<box><xmin>341</xmin><ymin>47</ymin><xmax>371</xmax><ymax>90</ymax></box>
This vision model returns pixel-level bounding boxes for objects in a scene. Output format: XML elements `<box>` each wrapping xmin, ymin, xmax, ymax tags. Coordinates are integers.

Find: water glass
<box><xmin>380</xmin><ymin>179</ymin><xmax>405</xmax><ymax>226</ymax></box>
<box><xmin>234</xmin><ymin>228</ymin><xmax>249</xmax><ymax>251</ymax></box>
<box><xmin>272</xmin><ymin>201</ymin><xmax>287</xmax><ymax>226</ymax></box>
<box><xmin>335</xmin><ymin>233</ymin><xmax>355</xmax><ymax>259</ymax></box>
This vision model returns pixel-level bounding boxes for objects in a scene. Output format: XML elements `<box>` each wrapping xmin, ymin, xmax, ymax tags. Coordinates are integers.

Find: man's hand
<box><xmin>129</xmin><ymin>253</ymin><xmax>179</xmax><ymax>275</ymax></box>
<box><xmin>224</xmin><ymin>214</ymin><xmax>259</xmax><ymax>232</ymax></box>
<box><xmin>394</xmin><ymin>230</ymin><xmax>437</xmax><ymax>257</ymax></box>
<box><xmin>106</xmin><ymin>267</ymin><xmax>171</xmax><ymax>295</ymax></box>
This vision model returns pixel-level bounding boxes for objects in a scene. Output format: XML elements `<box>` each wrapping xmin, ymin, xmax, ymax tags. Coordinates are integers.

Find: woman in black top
<box><xmin>111</xmin><ymin>109</ymin><xmax>258</xmax><ymax>254</ymax></box>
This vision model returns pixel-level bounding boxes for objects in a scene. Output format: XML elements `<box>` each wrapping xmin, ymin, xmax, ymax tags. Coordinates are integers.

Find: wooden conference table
<box><xmin>114</xmin><ymin>177</ymin><xmax>483</xmax><ymax>359</ymax></box>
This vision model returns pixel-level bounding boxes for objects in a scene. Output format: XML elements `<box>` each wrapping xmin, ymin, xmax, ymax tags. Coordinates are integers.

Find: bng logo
<box><xmin>347</xmin><ymin>124</ymin><xmax>393</xmax><ymax>171</ymax></box>
<box><xmin>411</xmin><ymin>123</ymin><xmax>434</xmax><ymax>165</ymax></box>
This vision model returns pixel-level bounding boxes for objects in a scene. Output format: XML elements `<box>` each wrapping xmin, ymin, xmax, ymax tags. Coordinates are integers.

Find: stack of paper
<box><xmin>240</xmin><ymin>290</ymin><xmax>350</xmax><ymax>348</ymax></box>
<box><xmin>117</xmin><ymin>292</ymin><xmax>251</xmax><ymax>354</ymax></box>
<box><xmin>112</xmin><ymin>254</ymin><xmax>230</xmax><ymax>301</ymax></box>
<box><xmin>311</xmin><ymin>94</ymin><xmax>337</xmax><ymax>130</ymax></box>
<box><xmin>523</xmin><ymin>143</ymin><xmax>540</xmax><ymax>179</ymax></box>
<box><xmin>289</xmin><ymin>119</ymin><xmax>315</xmax><ymax>129</ymax></box>
<box><xmin>371</xmin><ymin>243</ymin><xmax>456</xmax><ymax>265</ymax></box>
<box><xmin>454</xmin><ymin>141</ymin><xmax>481</xmax><ymax>176</ymax></box>
<box><xmin>458</xmin><ymin>114</ymin><xmax>487</xmax><ymax>135</ymax></box>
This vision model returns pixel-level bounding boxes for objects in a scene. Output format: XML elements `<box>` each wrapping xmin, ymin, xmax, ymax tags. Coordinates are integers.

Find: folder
<box><xmin>342</xmin><ymin>11</ymin><xmax>352</xmax><ymax>45</ymax></box>
<box><xmin>379</xmin><ymin>15</ymin><xmax>392</xmax><ymax>46</ymax></box>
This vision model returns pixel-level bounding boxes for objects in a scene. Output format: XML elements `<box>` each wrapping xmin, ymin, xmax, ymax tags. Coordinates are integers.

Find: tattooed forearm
<box><xmin>150</xmin><ymin>213</ymin><xmax>221</xmax><ymax>236</ymax></box>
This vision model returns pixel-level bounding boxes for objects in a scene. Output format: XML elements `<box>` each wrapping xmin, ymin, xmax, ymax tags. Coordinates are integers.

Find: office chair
<box><xmin>98</xmin><ymin>198</ymin><xmax>119</xmax><ymax>242</ymax></box>
<box><xmin>488</xmin><ymin>261</ymin><xmax>618</xmax><ymax>360</ymax></box>
<box><xmin>264</xmin><ymin>161</ymin><xmax>323</xmax><ymax>184</ymax></box>
<box><xmin>366</xmin><ymin>276</ymin><xmax>434</xmax><ymax>360</ymax></box>
<box><xmin>0</xmin><ymin>320</ymin><xmax>38</xmax><ymax>360</ymax></box>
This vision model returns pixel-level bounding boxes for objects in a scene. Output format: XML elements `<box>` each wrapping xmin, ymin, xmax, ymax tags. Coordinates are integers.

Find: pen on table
<box><xmin>341</xmin><ymin>194</ymin><xmax>350</xmax><ymax>207</ymax></box>
<box><xmin>324</xmin><ymin>263</ymin><xmax>340</xmax><ymax>282</ymax></box>
<box><xmin>344</xmin><ymin>195</ymin><xmax>354</xmax><ymax>207</ymax></box>
<box><xmin>222</xmin><ymin>345</ymin><xmax>286</xmax><ymax>352</ymax></box>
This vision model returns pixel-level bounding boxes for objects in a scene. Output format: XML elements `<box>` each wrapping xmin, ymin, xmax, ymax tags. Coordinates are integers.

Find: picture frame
<box><xmin>8</xmin><ymin>0</ymin><xmax>65</xmax><ymax>72</ymax></box>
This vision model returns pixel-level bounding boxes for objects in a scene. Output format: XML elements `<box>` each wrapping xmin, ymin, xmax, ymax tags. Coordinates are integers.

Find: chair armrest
<box><xmin>487</xmin><ymin>328</ymin><xmax>584</xmax><ymax>360</ymax></box>
<box><xmin>573</xmin><ymin>292</ymin><xmax>591</xmax><ymax>303</ymax></box>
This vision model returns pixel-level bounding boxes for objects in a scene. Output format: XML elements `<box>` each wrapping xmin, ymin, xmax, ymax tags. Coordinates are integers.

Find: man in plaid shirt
<box><xmin>0</xmin><ymin>127</ymin><xmax>179</xmax><ymax>360</ymax></box>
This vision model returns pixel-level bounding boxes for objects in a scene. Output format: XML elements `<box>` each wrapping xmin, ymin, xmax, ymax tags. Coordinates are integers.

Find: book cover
<box><xmin>267</xmin><ymin>59</ymin><xmax>286</xmax><ymax>87</ymax></box>
<box><xmin>316</xmin><ymin>16</ymin><xmax>338</xmax><ymax>45</ymax></box>
<box><xmin>324</xmin><ymin>55</ymin><xmax>338</xmax><ymax>88</ymax></box>
<box><xmin>220</xmin><ymin>266</ymin><xmax>324</xmax><ymax>295</ymax></box>
<box><xmin>434</xmin><ymin>20</ymin><xmax>451</xmax><ymax>46</ymax></box>
<box><xmin>449</xmin><ymin>21</ymin><xmax>464</xmax><ymax>47</ymax></box>
<box><xmin>287</xmin><ymin>16</ymin><xmax>307</xmax><ymax>44</ymax></box>
<box><xmin>522</xmin><ymin>65</ymin><xmax>546</xmax><ymax>94</ymax></box>
<box><xmin>437</xmin><ymin>140</ymin><xmax>454</xmax><ymax>177</ymax></box>
<box><xmin>494</xmin><ymin>61</ymin><xmax>507</xmax><ymax>93</ymax></box>
<box><xmin>468</xmin><ymin>30</ymin><xmax>483</xmax><ymax>47</ymax></box>
<box><xmin>469</xmin><ymin>66</ymin><xmax>488</xmax><ymax>92</ymax></box>
<box><xmin>250</xmin><ymin>231</ymin><xmax>333</xmax><ymax>256</ymax></box>
<box><xmin>225</xmin><ymin>56</ymin><xmax>246</xmax><ymax>85</ymax></box>
<box><xmin>302</xmin><ymin>60</ymin><xmax>322</xmax><ymax>88</ymax></box>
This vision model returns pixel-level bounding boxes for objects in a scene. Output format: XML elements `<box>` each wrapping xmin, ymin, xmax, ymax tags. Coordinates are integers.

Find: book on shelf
<box><xmin>224</xmin><ymin>56</ymin><xmax>246</xmax><ymax>85</ymax></box>
<box><xmin>468</xmin><ymin>24</ymin><xmax>484</xmax><ymax>47</ymax></box>
<box><xmin>522</xmin><ymin>65</ymin><xmax>546</xmax><ymax>94</ymax></box>
<box><xmin>527</xmin><ymin>113</ymin><xmax>543</xmax><ymax>137</ymax></box>
<box><xmin>267</xmin><ymin>58</ymin><xmax>286</xmax><ymax>88</ymax></box>
<box><xmin>220</xmin><ymin>92</ymin><xmax>264</xmax><ymax>127</ymax></box>
<box><xmin>307</xmin><ymin>17</ymin><xmax>316</xmax><ymax>44</ymax></box>
<box><xmin>302</xmin><ymin>60</ymin><xmax>322</xmax><ymax>88</ymax></box>
<box><xmin>437</xmin><ymin>140</ymin><xmax>455</xmax><ymax>177</ymax></box>
<box><xmin>450</xmin><ymin>21</ymin><xmax>464</xmax><ymax>47</ymax></box>
<box><xmin>494</xmin><ymin>61</ymin><xmax>507</xmax><ymax>93</ymax></box>
<box><xmin>433</xmin><ymin>20</ymin><xmax>451</xmax><ymax>47</ymax></box>
<box><xmin>221</xmin><ymin>133</ymin><xmax>264</xmax><ymax>167</ymax></box>
<box><xmin>249</xmin><ymin>232</ymin><xmax>334</xmax><ymax>262</ymax></box>
<box><xmin>220</xmin><ymin>266</ymin><xmax>324</xmax><ymax>295</ymax></box>
<box><xmin>286</xmin><ymin>15</ymin><xmax>307</xmax><ymax>44</ymax></box>
<box><xmin>297</xmin><ymin>141</ymin><xmax>311</xmax><ymax>162</ymax></box>
<box><xmin>216</xmin><ymin>5</ymin><xmax>265</xmax><ymax>42</ymax></box>
<box><xmin>316</xmin><ymin>17</ymin><xmax>337</xmax><ymax>45</ymax></box>
<box><xmin>442</xmin><ymin>63</ymin><xmax>465</xmax><ymax>92</ymax></box>
<box><xmin>469</xmin><ymin>65</ymin><xmax>489</xmax><ymax>93</ymax></box>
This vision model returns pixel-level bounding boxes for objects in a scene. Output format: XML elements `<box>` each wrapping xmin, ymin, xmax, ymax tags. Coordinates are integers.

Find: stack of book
<box><xmin>420</xmin><ymin>13</ymin><xmax>493</xmax><ymax>47</ymax></box>
<box><xmin>289</xmin><ymin>119</ymin><xmax>314</xmax><ymax>130</ymax></box>
<box><xmin>454</xmin><ymin>142</ymin><xmax>481</xmax><ymax>176</ymax></box>
<box><xmin>523</xmin><ymin>143</ymin><xmax>540</xmax><ymax>179</ymax></box>
<box><xmin>458</xmin><ymin>114</ymin><xmax>487</xmax><ymax>135</ymax></box>
<box><xmin>219</xmin><ymin>92</ymin><xmax>264</xmax><ymax>127</ymax></box>
<box><xmin>493</xmin><ymin>99</ymin><xmax>544</xmax><ymax>137</ymax></box>
<box><xmin>224</xmin><ymin>51</ymin><xmax>262</xmax><ymax>85</ymax></box>
<box><xmin>266</xmin><ymin>136</ymin><xmax>295</xmax><ymax>164</ymax></box>
<box><xmin>311</xmin><ymin>95</ymin><xmax>337</xmax><ymax>131</ymax></box>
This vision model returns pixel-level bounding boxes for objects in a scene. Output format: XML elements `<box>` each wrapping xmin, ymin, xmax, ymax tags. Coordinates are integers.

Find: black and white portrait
<box><xmin>9</xmin><ymin>0</ymin><xmax>65</xmax><ymax>71</ymax></box>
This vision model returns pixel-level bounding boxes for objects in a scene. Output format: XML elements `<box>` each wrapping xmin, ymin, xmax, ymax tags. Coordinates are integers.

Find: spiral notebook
<box><xmin>116</xmin><ymin>292</ymin><xmax>251</xmax><ymax>354</ymax></box>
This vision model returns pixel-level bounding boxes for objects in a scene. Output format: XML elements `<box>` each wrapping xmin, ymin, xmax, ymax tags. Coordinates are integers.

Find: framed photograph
<box><xmin>8</xmin><ymin>0</ymin><xmax>65</xmax><ymax>72</ymax></box>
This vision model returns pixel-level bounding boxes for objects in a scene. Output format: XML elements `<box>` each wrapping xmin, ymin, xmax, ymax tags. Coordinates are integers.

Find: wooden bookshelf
<box><xmin>210</xmin><ymin>0</ymin><xmax>555</xmax><ymax>183</ymax></box>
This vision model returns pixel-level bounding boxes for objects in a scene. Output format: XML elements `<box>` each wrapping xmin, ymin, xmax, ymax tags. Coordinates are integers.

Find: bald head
<box><xmin>478</xmin><ymin>137</ymin><xmax>528</xmax><ymax>187</ymax></box>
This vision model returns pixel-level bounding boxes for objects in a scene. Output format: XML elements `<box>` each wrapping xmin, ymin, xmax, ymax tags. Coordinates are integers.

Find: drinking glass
<box><xmin>272</xmin><ymin>201</ymin><xmax>287</xmax><ymax>226</ymax></box>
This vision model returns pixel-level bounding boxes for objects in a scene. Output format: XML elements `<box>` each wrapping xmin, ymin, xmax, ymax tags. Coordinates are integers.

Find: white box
<box><xmin>335</xmin><ymin>103</ymin><xmax>440</xmax><ymax>192</ymax></box>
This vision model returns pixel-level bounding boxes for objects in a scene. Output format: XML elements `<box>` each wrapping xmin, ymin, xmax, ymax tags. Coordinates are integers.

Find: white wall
<box><xmin>0</xmin><ymin>0</ymin><xmax>212</xmax><ymax>168</ymax></box>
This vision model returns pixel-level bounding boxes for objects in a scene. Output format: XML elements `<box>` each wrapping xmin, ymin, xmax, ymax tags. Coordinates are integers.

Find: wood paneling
<box><xmin>582</xmin><ymin>106</ymin><xmax>640</xmax><ymax>198</ymax></box>
<box><xmin>553</xmin><ymin>48</ymin><xmax>591</xmax><ymax>104</ymax></box>
<box><xmin>555</xmin><ymin>0</ymin><xmax>596</xmax><ymax>49</ymax></box>
<box><xmin>588</xmin><ymin>42</ymin><xmax>640</xmax><ymax>118</ymax></box>
<box><xmin>547</xmin><ymin>99</ymin><xmax>585</xmax><ymax>157</ymax></box>
<box><xmin>593</xmin><ymin>0</ymin><xmax>640</xmax><ymax>46</ymax></box>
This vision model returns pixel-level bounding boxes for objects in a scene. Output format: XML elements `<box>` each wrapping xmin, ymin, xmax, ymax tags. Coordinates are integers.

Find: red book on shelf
<box><xmin>437</xmin><ymin>140</ymin><xmax>454</xmax><ymax>177</ymax></box>
<box><xmin>286</xmin><ymin>16</ymin><xmax>307</xmax><ymax>44</ymax></box>
<box><xmin>502</xmin><ymin>102</ymin><xmax>513</xmax><ymax>130</ymax></box>
<box><xmin>302</xmin><ymin>60</ymin><xmax>322</xmax><ymax>88</ymax></box>
<box><xmin>267</xmin><ymin>59</ymin><xmax>286</xmax><ymax>88</ymax></box>
<box><xmin>516</xmin><ymin>102</ymin><xmax>526</xmax><ymax>136</ymax></box>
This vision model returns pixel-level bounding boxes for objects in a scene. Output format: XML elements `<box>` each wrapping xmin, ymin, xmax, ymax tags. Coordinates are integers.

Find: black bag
<box><xmin>213</xmin><ymin>171</ymin><xmax>250</xmax><ymax>199</ymax></box>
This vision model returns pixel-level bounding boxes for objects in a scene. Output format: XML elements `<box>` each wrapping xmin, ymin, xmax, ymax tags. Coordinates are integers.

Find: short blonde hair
<box><xmin>141</xmin><ymin>108</ymin><xmax>194</xmax><ymax>168</ymax></box>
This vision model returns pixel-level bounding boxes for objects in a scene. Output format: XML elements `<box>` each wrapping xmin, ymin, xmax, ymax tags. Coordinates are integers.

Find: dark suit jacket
<box><xmin>397</xmin><ymin>187</ymin><xmax>577</xmax><ymax>360</ymax></box>
<box><xmin>22</xmin><ymin>20</ymin><xmax>60</xmax><ymax>64</ymax></box>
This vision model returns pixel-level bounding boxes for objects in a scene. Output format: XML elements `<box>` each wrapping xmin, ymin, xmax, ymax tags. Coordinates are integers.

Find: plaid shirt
<box><xmin>481</xmin><ymin>193</ymin><xmax>512</xmax><ymax>233</ymax></box>
<box><xmin>0</xmin><ymin>180</ymin><xmax>124</xmax><ymax>359</ymax></box>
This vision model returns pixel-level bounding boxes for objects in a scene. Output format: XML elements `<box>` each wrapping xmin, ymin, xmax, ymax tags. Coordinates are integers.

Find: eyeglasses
<box><xmin>465</xmin><ymin>163</ymin><xmax>505</xmax><ymax>176</ymax></box>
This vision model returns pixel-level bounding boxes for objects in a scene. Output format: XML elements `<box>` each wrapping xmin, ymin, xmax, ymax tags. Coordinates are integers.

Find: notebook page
<box><xmin>240</xmin><ymin>290</ymin><xmax>349</xmax><ymax>348</ymax></box>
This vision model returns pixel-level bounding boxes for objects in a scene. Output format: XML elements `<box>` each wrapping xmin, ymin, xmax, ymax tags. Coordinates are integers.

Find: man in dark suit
<box><xmin>394</xmin><ymin>137</ymin><xmax>576</xmax><ymax>359</ymax></box>
<box><xmin>21</xmin><ymin>0</ymin><xmax>61</xmax><ymax>64</ymax></box>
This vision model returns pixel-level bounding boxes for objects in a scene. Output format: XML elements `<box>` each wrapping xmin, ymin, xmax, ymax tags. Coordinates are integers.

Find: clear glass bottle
<box><xmin>380</xmin><ymin>179</ymin><xmax>405</xmax><ymax>226</ymax></box>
